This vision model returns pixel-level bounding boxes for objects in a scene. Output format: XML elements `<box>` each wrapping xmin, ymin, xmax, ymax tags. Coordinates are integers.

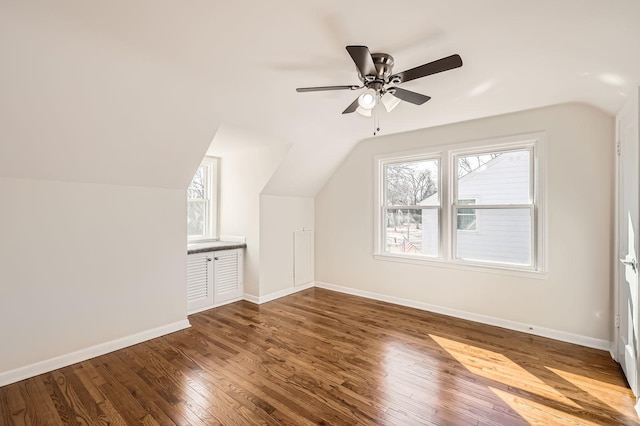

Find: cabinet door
<box><xmin>214</xmin><ymin>249</ymin><xmax>244</xmax><ymax>303</ymax></box>
<box><xmin>187</xmin><ymin>252</ymin><xmax>214</xmax><ymax>314</ymax></box>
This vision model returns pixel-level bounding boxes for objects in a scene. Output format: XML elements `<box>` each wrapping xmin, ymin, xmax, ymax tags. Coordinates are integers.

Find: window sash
<box><xmin>382</xmin><ymin>206</ymin><xmax>440</xmax><ymax>258</ymax></box>
<box><xmin>453</xmin><ymin>147</ymin><xmax>534</xmax><ymax>206</ymax></box>
<box><xmin>451</xmin><ymin>205</ymin><xmax>536</xmax><ymax>268</ymax></box>
<box><xmin>381</xmin><ymin>157</ymin><xmax>441</xmax><ymax>258</ymax></box>
<box><xmin>187</xmin><ymin>200</ymin><xmax>210</xmax><ymax>238</ymax></box>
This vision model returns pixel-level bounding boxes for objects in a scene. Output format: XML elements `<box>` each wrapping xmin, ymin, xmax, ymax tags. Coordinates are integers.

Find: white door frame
<box><xmin>614</xmin><ymin>88</ymin><xmax>640</xmax><ymax>412</ymax></box>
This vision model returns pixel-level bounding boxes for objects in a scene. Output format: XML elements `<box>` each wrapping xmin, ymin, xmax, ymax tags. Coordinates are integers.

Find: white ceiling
<box><xmin>2</xmin><ymin>1</ymin><xmax>639</xmax><ymax>195</ymax></box>
<box><xmin>209</xmin><ymin>0</ymin><xmax>640</xmax><ymax>195</ymax></box>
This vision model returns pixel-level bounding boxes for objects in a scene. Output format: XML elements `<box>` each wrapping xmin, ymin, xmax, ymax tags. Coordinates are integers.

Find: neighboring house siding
<box><xmin>422</xmin><ymin>209</ymin><xmax>439</xmax><ymax>256</ymax></box>
<box><xmin>422</xmin><ymin>151</ymin><xmax>531</xmax><ymax>264</ymax></box>
<box><xmin>457</xmin><ymin>209</ymin><xmax>531</xmax><ymax>264</ymax></box>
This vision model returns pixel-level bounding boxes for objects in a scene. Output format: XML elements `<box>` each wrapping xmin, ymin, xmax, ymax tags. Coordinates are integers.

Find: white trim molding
<box><xmin>244</xmin><ymin>281</ymin><xmax>315</xmax><ymax>305</ymax></box>
<box><xmin>315</xmin><ymin>281</ymin><xmax>610</xmax><ymax>351</ymax></box>
<box><xmin>0</xmin><ymin>320</ymin><xmax>190</xmax><ymax>387</ymax></box>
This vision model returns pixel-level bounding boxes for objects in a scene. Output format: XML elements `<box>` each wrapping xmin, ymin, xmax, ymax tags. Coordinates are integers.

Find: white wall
<box><xmin>316</xmin><ymin>103</ymin><xmax>614</xmax><ymax>342</ymax></box>
<box><xmin>210</xmin><ymin>125</ymin><xmax>315</xmax><ymax>300</ymax></box>
<box><xmin>213</xmin><ymin>144</ymin><xmax>291</xmax><ymax>297</ymax></box>
<box><xmin>0</xmin><ymin>178</ymin><xmax>187</xmax><ymax>374</ymax></box>
<box><xmin>0</xmin><ymin>3</ymin><xmax>216</xmax><ymax>384</ymax></box>
<box><xmin>260</xmin><ymin>195</ymin><xmax>314</xmax><ymax>297</ymax></box>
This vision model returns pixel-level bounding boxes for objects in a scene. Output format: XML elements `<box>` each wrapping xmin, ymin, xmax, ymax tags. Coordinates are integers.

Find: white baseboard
<box><xmin>2</xmin><ymin>282</ymin><xmax>611</xmax><ymax>388</ymax></box>
<box><xmin>244</xmin><ymin>281</ymin><xmax>314</xmax><ymax>305</ymax></box>
<box><xmin>243</xmin><ymin>293</ymin><xmax>260</xmax><ymax>304</ymax></box>
<box><xmin>315</xmin><ymin>281</ymin><xmax>610</xmax><ymax>351</ymax></box>
<box><xmin>0</xmin><ymin>319</ymin><xmax>190</xmax><ymax>387</ymax></box>
<box><xmin>188</xmin><ymin>297</ymin><xmax>245</xmax><ymax>315</ymax></box>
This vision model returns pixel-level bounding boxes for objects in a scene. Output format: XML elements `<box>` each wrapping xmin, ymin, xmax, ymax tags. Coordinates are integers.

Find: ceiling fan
<box><xmin>296</xmin><ymin>45</ymin><xmax>463</xmax><ymax>116</ymax></box>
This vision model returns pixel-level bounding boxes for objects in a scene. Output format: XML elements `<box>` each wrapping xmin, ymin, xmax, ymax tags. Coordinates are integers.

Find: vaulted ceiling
<box><xmin>1</xmin><ymin>1</ymin><xmax>638</xmax><ymax>195</ymax></box>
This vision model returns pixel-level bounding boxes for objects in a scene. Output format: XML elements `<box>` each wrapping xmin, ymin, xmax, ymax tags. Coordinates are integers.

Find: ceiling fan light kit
<box><xmin>296</xmin><ymin>45</ymin><xmax>463</xmax><ymax>128</ymax></box>
<box><xmin>358</xmin><ymin>88</ymin><xmax>377</xmax><ymax>110</ymax></box>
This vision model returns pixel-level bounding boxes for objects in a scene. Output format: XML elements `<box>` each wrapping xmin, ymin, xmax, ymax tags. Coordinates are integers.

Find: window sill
<box><xmin>373</xmin><ymin>253</ymin><xmax>548</xmax><ymax>279</ymax></box>
<box><xmin>188</xmin><ymin>237</ymin><xmax>219</xmax><ymax>244</ymax></box>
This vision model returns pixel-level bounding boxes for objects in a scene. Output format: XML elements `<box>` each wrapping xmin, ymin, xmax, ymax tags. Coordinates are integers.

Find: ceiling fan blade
<box><xmin>388</xmin><ymin>87</ymin><xmax>431</xmax><ymax>105</ymax></box>
<box><xmin>346</xmin><ymin>45</ymin><xmax>377</xmax><ymax>77</ymax></box>
<box><xmin>296</xmin><ymin>85</ymin><xmax>360</xmax><ymax>92</ymax></box>
<box><xmin>390</xmin><ymin>54</ymin><xmax>463</xmax><ymax>84</ymax></box>
<box><xmin>342</xmin><ymin>97</ymin><xmax>360</xmax><ymax>114</ymax></box>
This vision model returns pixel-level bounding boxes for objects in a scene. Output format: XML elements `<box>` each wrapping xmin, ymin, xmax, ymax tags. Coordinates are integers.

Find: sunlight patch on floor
<box><xmin>429</xmin><ymin>334</ymin><xmax>581</xmax><ymax>409</ymax></box>
<box><xmin>490</xmin><ymin>387</ymin><xmax>599</xmax><ymax>426</ymax></box>
<box><xmin>546</xmin><ymin>366</ymin><xmax>637</xmax><ymax>417</ymax></box>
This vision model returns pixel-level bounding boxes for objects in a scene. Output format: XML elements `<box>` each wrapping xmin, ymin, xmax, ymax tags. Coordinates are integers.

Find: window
<box><xmin>375</xmin><ymin>133</ymin><xmax>545</xmax><ymax>273</ymax></box>
<box><xmin>453</xmin><ymin>149</ymin><xmax>533</xmax><ymax>266</ymax></box>
<box><xmin>382</xmin><ymin>158</ymin><xmax>439</xmax><ymax>256</ymax></box>
<box><xmin>187</xmin><ymin>156</ymin><xmax>219</xmax><ymax>241</ymax></box>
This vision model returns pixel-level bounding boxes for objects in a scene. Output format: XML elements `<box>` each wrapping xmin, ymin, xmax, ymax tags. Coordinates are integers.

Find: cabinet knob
<box><xmin>206</xmin><ymin>257</ymin><xmax>212</xmax><ymax>261</ymax></box>
<box><xmin>214</xmin><ymin>257</ymin><xmax>219</xmax><ymax>261</ymax></box>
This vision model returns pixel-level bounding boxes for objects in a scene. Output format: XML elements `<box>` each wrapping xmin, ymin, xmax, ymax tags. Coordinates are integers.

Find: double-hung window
<box><xmin>375</xmin><ymin>133</ymin><xmax>545</xmax><ymax>274</ymax></box>
<box><xmin>453</xmin><ymin>148</ymin><xmax>534</xmax><ymax>267</ymax></box>
<box><xmin>187</xmin><ymin>156</ymin><xmax>219</xmax><ymax>241</ymax></box>
<box><xmin>382</xmin><ymin>158</ymin><xmax>440</xmax><ymax>257</ymax></box>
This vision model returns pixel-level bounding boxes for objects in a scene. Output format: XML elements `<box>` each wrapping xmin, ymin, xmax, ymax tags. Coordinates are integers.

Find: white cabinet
<box><xmin>213</xmin><ymin>249</ymin><xmax>244</xmax><ymax>303</ymax></box>
<box><xmin>187</xmin><ymin>252</ymin><xmax>214</xmax><ymax>313</ymax></box>
<box><xmin>187</xmin><ymin>248</ymin><xmax>244</xmax><ymax>314</ymax></box>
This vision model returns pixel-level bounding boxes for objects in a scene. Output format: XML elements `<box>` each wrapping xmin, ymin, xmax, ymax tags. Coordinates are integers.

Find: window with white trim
<box><xmin>453</xmin><ymin>148</ymin><xmax>533</xmax><ymax>266</ymax></box>
<box><xmin>382</xmin><ymin>158</ymin><xmax>440</xmax><ymax>256</ymax></box>
<box><xmin>187</xmin><ymin>156</ymin><xmax>219</xmax><ymax>241</ymax></box>
<box><xmin>374</xmin><ymin>133</ymin><xmax>545</xmax><ymax>273</ymax></box>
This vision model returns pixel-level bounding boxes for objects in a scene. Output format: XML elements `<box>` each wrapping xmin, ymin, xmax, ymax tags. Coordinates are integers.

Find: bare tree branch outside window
<box><xmin>457</xmin><ymin>153</ymin><xmax>501</xmax><ymax>178</ymax></box>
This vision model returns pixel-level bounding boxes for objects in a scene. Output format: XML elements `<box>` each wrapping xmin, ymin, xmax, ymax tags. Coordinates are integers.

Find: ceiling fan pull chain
<box><xmin>373</xmin><ymin>96</ymin><xmax>381</xmax><ymax>136</ymax></box>
<box><xmin>373</xmin><ymin>106</ymin><xmax>377</xmax><ymax>136</ymax></box>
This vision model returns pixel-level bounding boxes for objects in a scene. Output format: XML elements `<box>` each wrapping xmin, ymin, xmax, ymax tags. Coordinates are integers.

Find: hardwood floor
<box><xmin>0</xmin><ymin>287</ymin><xmax>637</xmax><ymax>425</ymax></box>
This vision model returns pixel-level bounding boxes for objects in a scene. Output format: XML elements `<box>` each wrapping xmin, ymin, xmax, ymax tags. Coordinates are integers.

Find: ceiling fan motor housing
<box><xmin>371</xmin><ymin>53</ymin><xmax>394</xmax><ymax>80</ymax></box>
<box><xmin>358</xmin><ymin>53</ymin><xmax>395</xmax><ymax>94</ymax></box>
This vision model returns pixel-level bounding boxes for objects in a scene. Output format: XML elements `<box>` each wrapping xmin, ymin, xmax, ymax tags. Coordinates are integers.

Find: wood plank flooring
<box><xmin>0</xmin><ymin>287</ymin><xmax>637</xmax><ymax>425</ymax></box>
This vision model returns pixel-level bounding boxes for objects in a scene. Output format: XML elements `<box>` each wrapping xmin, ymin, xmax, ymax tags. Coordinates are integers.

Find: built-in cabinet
<box><xmin>187</xmin><ymin>248</ymin><xmax>244</xmax><ymax>314</ymax></box>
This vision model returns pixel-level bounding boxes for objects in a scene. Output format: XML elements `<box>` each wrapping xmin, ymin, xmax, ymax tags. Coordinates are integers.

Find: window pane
<box><xmin>456</xmin><ymin>208</ymin><xmax>531</xmax><ymax>265</ymax></box>
<box><xmin>188</xmin><ymin>166</ymin><xmax>207</xmax><ymax>199</ymax></box>
<box><xmin>457</xmin><ymin>210</ymin><xmax>476</xmax><ymax>231</ymax></box>
<box><xmin>384</xmin><ymin>208</ymin><xmax>438</xmax><ymax>257</ymax></box>
<box><xmin>457</xmin><ymin>150</ymin><xmax>529</xmax><ymax>204</ymax></box>
<box><xmin>187</xmin><ymin>200</ymin><xmax>208</xmax><ymax>237</ymax></box>
<box><xmin>457</xmin><ymin>199</ymin><xmax>476</xmax><ymax>231</ymax></box>
<box><xmin>385</xmin><ymin>159</ymin><xmax>439</xmax><ymax>206</ymax></box>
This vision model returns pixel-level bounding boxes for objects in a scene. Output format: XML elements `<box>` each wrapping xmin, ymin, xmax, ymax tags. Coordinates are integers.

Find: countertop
<box><xmin>187</xmin><ymin>241</ymin><xmax>247</xmax><ymax>254</ymax></box>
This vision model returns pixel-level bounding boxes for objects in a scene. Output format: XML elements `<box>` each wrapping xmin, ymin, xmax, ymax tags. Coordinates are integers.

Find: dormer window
<box><xmin>187</xmin><ymin>156</ymin><xmax>219</xmax><ymax>241</ymax></box>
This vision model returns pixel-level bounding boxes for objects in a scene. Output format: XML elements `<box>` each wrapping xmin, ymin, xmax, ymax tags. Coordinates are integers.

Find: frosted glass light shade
<box><xmin>382</xmin><ymin>93</ymin><xmax>401</xmax><ymax>112</ymax></box>
<box><xmin>356</xmin><ymin>106</ymin><xmax>372</xmax><ymax>117</ymax></box>
<box><xmin>358</xmin><ymin>88</ymin><xmax>377</xmax><ymax>110</ymax></box>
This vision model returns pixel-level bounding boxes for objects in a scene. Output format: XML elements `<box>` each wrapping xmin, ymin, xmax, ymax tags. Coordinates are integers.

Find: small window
<box><xmin>456</xmin><ymin>199</ymin><xmax>477</xmax><ymax>231</ymax></box>
<box><xmin>187</xmin><ymin>157</ymin><xmax>219</xmax><ymax>241</ymax></box>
